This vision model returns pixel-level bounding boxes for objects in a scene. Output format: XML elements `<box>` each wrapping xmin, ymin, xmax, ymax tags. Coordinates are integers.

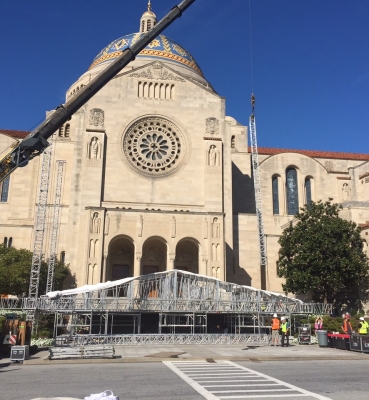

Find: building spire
<box><xmin>140</xmin><ymin>1</ymin><xmax>157</xmax><ymax>33</ymax></box>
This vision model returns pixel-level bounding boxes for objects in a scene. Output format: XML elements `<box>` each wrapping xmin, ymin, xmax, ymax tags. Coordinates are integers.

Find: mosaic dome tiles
<box><xmin>89</xmin><ymin>33</ymin><xmax>203</xmax><ymax>76</ymax></box>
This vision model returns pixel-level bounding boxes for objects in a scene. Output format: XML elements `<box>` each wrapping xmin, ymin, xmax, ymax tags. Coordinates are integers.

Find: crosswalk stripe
<box><xmin>164</xmin><ymin>361</ymin><xmax>332</xmax><ymax>400</ymax></box>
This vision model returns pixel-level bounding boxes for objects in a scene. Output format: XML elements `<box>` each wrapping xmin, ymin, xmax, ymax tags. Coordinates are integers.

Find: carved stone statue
<box><xmin>137</xmin><ymin>215</ymin><xmax>143</xmax><ymax>237</ymax></box>
<box><xmin>91</xmin><ymin>212</ymin><xmax>101</xmax><ymax>234</ymax></box>
<box><xmin>342</xmin><ymin>183</ymin><xmax>350</xmax><ymax>201</ymax></box>
<box><xmin>212</xmin><ymin>217</ymin><xmax>220</xmax><ymax>238</ymax></box>
<box><xmin>87</xmin><ymin>137</ymin><xmax>101</xmax><ymax>160</ymax></box>
<box><xmin>170</xmin><ymin>216</ymin><xmax>176</xmax><ymax>238</ymax></box>
<box><xmin>89</xmin><ymin>108</ymin><xmax>104</xmax><ymax>127</ymax></box>
<box><xmin>209</xmin><ymin>145</ymin><xmax>216</xmax><ymax>166</ymax></box>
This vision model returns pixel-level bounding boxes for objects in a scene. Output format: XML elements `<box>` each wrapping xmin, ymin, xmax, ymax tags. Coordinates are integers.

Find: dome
<box><xmin>89</xmin><ymin>33</ymin><xmax>203</xmax><ymax>77</ymax></box>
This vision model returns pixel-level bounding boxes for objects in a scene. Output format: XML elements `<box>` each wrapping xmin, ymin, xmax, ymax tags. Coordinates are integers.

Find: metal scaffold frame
<box><xmin>249</xmin><ymin>95</ymin><xmax>268</xmax><ymax>288</ymax></box>
<box><xmin>27</xmin><ymin>137</ymin><xmax>53</xmax><ymax>322</ymax></box>
<box><xmin>46</xmin><ymin>160</ymin><xmax>65</xmax><ymax>294</ymax></box>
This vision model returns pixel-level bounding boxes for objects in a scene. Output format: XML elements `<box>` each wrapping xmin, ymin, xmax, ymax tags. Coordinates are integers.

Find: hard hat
<box><xmin>273</xmin><ymin>313</ymin><xmax>277</xmax><ymax>317</ymax></box>
<box><xmin>360</xmin><ymin>317</ymin><xmax>365</xmax><ymax>321</ymax></box>
<box><xmin>281</xmin><ymin>317</ymin><xmax>285</xmax><ymax>320</ymax></box>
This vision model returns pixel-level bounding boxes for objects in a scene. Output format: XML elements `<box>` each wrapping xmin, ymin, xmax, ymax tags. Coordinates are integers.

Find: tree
<box><xmin>277</xmin><ymin>199</ymin><xmax>369</xmax><ymax>309</ymax></box>
<box><xmin>0</xmin><ymin>244</ymin><xmax>74</xmax><ymax>296</ymax></box>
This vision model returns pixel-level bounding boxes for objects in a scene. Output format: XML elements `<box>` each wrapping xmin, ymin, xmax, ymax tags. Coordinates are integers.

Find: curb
<box><xmin>21</xmin><ymin>354</ymin><xmax>369</xmax><ymax>365</ymax></box>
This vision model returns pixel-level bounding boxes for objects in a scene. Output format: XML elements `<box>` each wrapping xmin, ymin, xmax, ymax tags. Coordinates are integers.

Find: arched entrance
<box><xmin>107</xmin><ymin>236</ymin><xmax>134</xmax><ymax>281</ymax></box>
<box><xmin>175</xmin><ymin>238</ymin><xmax>199</xmax><ymax>274</ymax></box>
<box><xmin>141</xmin><ymin>237</ymin><xmax>167</xmax><ymax>275</ymax></box>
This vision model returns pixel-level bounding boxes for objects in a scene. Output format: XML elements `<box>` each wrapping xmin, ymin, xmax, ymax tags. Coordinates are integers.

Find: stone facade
<box><xmin>0</xmin><ymin>7</ymin><xmax>368</xmax><ymax>294</ymax></box>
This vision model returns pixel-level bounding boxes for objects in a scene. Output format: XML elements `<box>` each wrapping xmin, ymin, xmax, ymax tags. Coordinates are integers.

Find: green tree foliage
<box><xmin>0</xmin><ymin>244</ymin><xmax>74</xmax><ymax>296</ymax></box>
<box><xmin>277</xmin><ymin>200</ymin><xmax>369</xmax><ymax>308</ymax></box>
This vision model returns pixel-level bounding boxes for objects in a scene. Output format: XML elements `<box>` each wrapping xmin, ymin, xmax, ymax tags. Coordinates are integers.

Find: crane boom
<box><xmin>249</xmin><ymin>95</ymin><xmax>268</xmax><ymax>287</ymax></box>
<box><xmin>0</xmin><ymin>0</ymin><xmax>196</xmax><ymax>182</ymax></box>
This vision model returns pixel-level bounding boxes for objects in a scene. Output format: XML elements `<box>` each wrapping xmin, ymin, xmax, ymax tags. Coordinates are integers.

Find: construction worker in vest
<box><xmin>281</xmin><ymin>317</ymin><xmax>290</xmax><ymax>347</ymax></box>
<box><xmin>341</xmin><ymin>314</ymin><xmax>352</xmax><ymax>335</ymax></box>
<box><xmin>271</xmin><ymin>313</ymin><xmax>280</xmax><ymax>346</ymax></box>
<box><xmin>358</xmin><ymin>317</ymin><xmax>369</xmax><ymax>335</ymax></box>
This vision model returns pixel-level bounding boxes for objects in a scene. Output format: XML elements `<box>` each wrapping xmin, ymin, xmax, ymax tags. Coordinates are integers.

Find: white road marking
<box><xmin>164</xmin><ymin>360</ymin><xmax>332</xmax><ymax>400</ymax></box>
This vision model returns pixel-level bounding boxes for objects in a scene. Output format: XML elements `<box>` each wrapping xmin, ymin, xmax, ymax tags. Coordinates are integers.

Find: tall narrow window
<box><xmin>1</xmin><ymin>176</ymin><xmax>10</xmax><ymax>202</ymax></box>
<box><xmin>272</xmin><ymin>176</ymin><xmax>279</xmax><ymax>215</ymax></box>
<box><xmin>58</xmin><ymin>126</ymin><xmax>64</xmax><ymax>137</ymax></box>
<box><xmin>305</xmin><ymin>178</ymin><xmax>312</xmax><ymax>206</ymax></box>
<box><xmin>8</xmin><ymin>237</ymin><xmax>12</xmax><ymax>247</ymax></box>
<box><xmin>64</xmin><ymin>124</ymin><xmax>70</xmax><ymax>138</ymax></box>
<box><xmin>60</xmin><ymin>251</ymin><xmax>66</xmax><ymax>264</ymax></box>
<box><xmin>286</xmin><ymin>167</ymin><xmax>299</xmax><ymax>215</ymax></box>
<box><xmin>231</xmin><ymin>136</ymin><xmax>235</xmax><ymax>149</ymax></box>
<box><xmin>4</xmin><ymin>237</ymin><xmax>8</xmax><ymax>247</ymax></box>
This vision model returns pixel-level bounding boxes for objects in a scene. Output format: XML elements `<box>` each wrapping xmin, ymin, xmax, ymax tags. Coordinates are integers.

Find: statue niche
<box><xmin>90</xmin><ymin>212</ymin><xmax>101</xmax><ymax>234</ymax></box>
<box><xmin>87</xmin><ymin>137</ymin><xmax>102</xmax><ymax>160</ymax></box>
<box><xmin>208</xmin><ymin>145</ymin><xmax>220</xmax><ymax>167</ymax></box>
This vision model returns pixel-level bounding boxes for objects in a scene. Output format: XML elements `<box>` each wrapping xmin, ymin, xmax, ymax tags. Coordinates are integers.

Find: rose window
<box><xmin>123</xmin><ymin>117</ymin><xmax>186</xmax><ymax>177</ymax></box>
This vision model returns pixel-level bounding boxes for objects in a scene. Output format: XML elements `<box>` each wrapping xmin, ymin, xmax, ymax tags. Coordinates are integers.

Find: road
<box><xmin>0</xmin><ymin>360</ymin><xmax>367</xmax><ymax>400</ymax></box>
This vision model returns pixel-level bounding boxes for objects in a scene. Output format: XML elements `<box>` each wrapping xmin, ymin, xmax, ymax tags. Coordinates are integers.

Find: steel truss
<box><xmin>27</xmin><ymin>137</ymin><xmax>53</xmax><ymax>323</ymax></box>
<box><xmin>46</xmin><ymin>160</ymin><xmax>65</xmax><ymax>294</ymax></box>
<box><xmin>2</xmin><ymin>271</ymin><xmax>333</xmax><ymax>316</ymax></box>
<box><xmin>25</xmin><ymin>270</ymin><xmax>332</xmax><ymax>315</ymax></box>
<box><xmin>249</xmin><ymin>112</ymin><xmax>267</xmax><ymax>275</ymax></box>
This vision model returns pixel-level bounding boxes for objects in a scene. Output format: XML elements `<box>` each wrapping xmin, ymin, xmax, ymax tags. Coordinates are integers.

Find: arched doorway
<box><xmin>107</xmin><ymin>236</ymin><xmax>134</xmax><ymax>281</ymax></box>
<box><xmin>175</xmin><ymin>238</ymin><xmax>199</xmax><ymax>274</ymax></box>
<box><xmin>141</xmin><ymin>237</ymin><xmax>167</xmax><ymax>275</ymax></box>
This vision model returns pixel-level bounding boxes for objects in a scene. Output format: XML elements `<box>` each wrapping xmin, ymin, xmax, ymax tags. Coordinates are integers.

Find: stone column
<box><xmin>167</xmin><ymin>253</ymin><xmax>175</xmax><ymax>270</ymax></box>
<box><xmin>134</xmin><ymin>253</ymin><xmax>142</xmax><ymax>277</ymax></box>
<box><xmin>102</xmin><ymin>254</ymin><xmax>108</xmax><ymax>282</ymax></box>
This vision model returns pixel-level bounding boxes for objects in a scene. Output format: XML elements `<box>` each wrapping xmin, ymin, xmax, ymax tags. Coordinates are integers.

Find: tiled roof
<box><xmin>0</xmin><ymin>129</ymin><xmax>29</xmax><ymax>139</ymax></box>
<box><xmin>253</xmin><ymin>147</ymin><xmax>369</xmax><ymax>161</ymax></box>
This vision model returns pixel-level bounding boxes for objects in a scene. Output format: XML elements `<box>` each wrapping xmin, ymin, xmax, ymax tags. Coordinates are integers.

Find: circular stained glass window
<box><xmin>122</xmin><ymin>116</ymin><xmax>186</xmax><ymax>178</ymax></box>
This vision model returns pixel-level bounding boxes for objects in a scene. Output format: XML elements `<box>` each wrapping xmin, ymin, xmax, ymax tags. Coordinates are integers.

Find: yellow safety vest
<box><xmin>281</xmin><ymin>322</ymin><xmax>289</xmax><ymax>333</ymax></box>
<box><xmin>359</xmin><ymin>321</ymin><xmax>369</xmax><ymax>334</ymax></box>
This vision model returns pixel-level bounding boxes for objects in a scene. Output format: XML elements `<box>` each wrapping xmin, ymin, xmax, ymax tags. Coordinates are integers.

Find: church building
<box><xmin>1</xmin><ymin>4</ymin><xmax>368</xmax><ymax>294</ymax></box>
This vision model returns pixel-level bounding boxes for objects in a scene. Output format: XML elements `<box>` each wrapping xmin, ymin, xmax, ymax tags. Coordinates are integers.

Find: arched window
<box><xmin>286</xmin><ymin>167</ymin><xmax>299</xmax><ymax>215</ymax></box>
<box><xmin>64</xmin><ymin>124</ymin><xmax>70</xmax><ymax>138</ymax></box>
<box><xmin>8</xmin><ymin>237</ymin><xmax>12</xmax><ymax>247</ymax></box>
<box><xmin>147</xmin><ymin>20</ymin><xmax>152</xmax><ymax>30</ymax></box>
<box><xmin>272</xmin><ymin>176</ymin><xmax>279</xmax><ymax>215</ymax></box>
<box><xmin>58</xmin><ymin>126</ymin><xmax>64</xmax><ymax>137</ymax></box>
<box><xmin>4</xmin><ymin>237</ymin><xmax>8</xmax><ymax>247</ymax></box>
<box><xmin>305</xmin><ymin>178</ymin><xmax>312</xmax><ymax>206</ymax></box>
<box><xmin>231</xmin><ymin>136</ymin><xmax>235</xmax><ymax>149</ymax></box>
<box><xmin>60</xmin><ymin>251</ymin><xmax>65</xmax><ymax>264</ymax></box>
<box><xmin>1</xmin><ymin>176</ymin><xmax>10</xmax><ymax>202</ymax></box>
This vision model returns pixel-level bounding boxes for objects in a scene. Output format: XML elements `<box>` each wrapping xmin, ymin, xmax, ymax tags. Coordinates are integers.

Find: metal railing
<box><xmin>56</xmin><ymin>333</ymin><xmax>269</xmax><ymax>347</ymax></box>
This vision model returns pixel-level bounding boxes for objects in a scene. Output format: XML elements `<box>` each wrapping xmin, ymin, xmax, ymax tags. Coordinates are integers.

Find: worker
<box><xmin>358</xmin><ymin>317</ymin><xmax>369</xmax><ymax>335</ymax></box>
<box><xmin>341</xmin><ymin>314</ymin><xmax>352</xmax><ymax>335</ymax></box>
<box><xmin>271</xmin><ymin>313</ymin><xmax>280</xmax><ymax>346</ymax></box>
<box><xmin>281</xmin><ymin>317</ymin><xmax>290</xmax><ymax>347</ymax></box>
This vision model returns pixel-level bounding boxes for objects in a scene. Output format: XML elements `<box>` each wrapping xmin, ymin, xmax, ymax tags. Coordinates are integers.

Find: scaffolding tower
<box><xmin>249</xmin><ymin>95</ymin><xmax>268</xmax><ymax>289</ymax></box>
<box><xmin>46</xmin><ymin>160</ymin><xmax>65</xmax><ymax>294</ymax></box>
<box><xmin>26</xmin><ymin>137</ymin><xmax>53</xmax><ymax>323</ymax></box>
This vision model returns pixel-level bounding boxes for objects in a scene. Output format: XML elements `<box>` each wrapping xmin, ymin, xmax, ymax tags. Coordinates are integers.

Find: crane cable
<box><xmin>248</xmin><ymin>0</ymin><xmax>270</xmax><ymax>291</ymax></box>
<box><xmin>248</xmin><ymin>0</ymin><xmax>254</xmax><ymax>102</ymax></box>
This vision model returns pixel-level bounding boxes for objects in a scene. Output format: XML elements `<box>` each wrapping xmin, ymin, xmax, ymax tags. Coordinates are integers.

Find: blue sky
<box><xmin>1</xmin><ymin>0</ymin><xmax>368</xmax><ymax>153</ymax></box>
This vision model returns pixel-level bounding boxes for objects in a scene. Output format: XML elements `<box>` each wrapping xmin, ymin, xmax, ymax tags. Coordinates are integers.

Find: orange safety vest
<box><xmin>342</xmin><ymin>320</ymin><xmax>352</xmax><ymax>333</ymax></box>
<box><xmin>272</xmin><ymin>318</ymin><xmax>280</xmax><ymax>330</ymax></box>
